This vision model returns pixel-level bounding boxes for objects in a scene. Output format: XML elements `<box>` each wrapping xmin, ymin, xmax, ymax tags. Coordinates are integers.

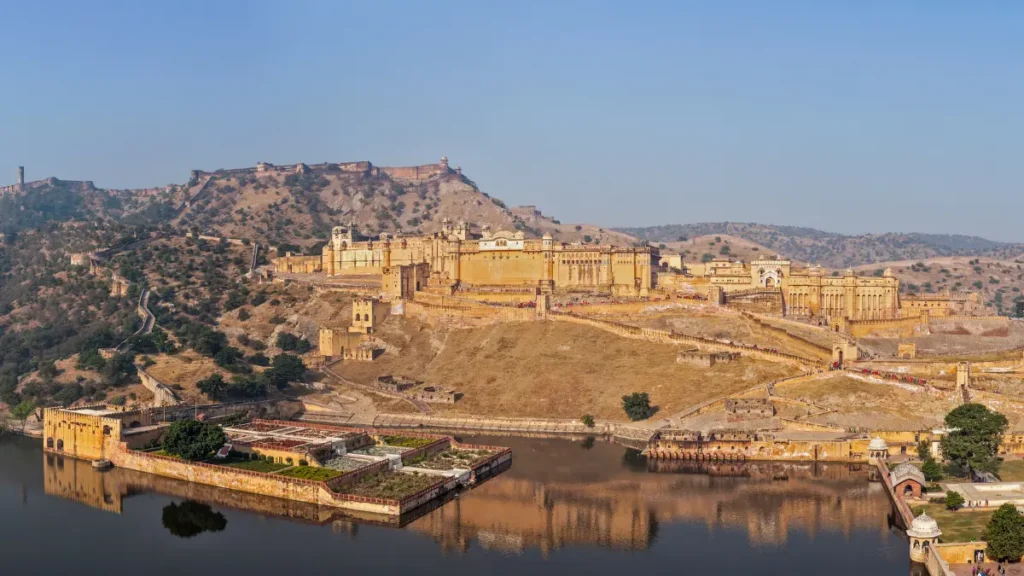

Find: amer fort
<box><xmin>10</xmin><ymin>157</ymin><xmax>1024</xmax><ymax>576</ymax></box>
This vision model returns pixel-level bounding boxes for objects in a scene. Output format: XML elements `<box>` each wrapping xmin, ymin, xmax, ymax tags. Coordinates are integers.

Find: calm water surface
<box><xmin>0</xmin><ymin>434</ymin><xmax>911</xmax><ymax>575</ymax></box>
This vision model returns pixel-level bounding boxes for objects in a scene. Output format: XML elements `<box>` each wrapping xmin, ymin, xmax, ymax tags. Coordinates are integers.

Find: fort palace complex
<box><xmin>273</xmin><ymin>222</ymin><xmax>977</xmax><ymax>323</ymax></box>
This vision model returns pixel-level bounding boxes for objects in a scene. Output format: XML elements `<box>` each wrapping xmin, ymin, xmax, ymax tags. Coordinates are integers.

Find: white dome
<box><xmin>907</xmin><ymin>513</ymin><xmax>941</xmax><ymax>539</ymax></box>
<box><xmin>868</xmin><ymin>437</ymin><xmax>888</xmax><ymax>451</ymax></box>
<box><xmin>891</xmin><ymin>462</ymin><xmax>926</xmax><ymax>486</ymax></box>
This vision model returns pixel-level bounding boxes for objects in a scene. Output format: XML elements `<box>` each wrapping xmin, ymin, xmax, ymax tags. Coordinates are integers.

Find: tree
<box><xmin>917</xmin><ymin>440</ymin><xmax>931</xmax><ymax>461</ymax></box>
<box><xmin>622</xmin><ymin>392</ymin><xmax>652</xmax><ymax>421</ymax></box>
<box><xmin>10</xmin><ymin>401</ymin><xmax>35</xmax><ymax>433</ymax></box>
<box><xmin>161</xmin><ymin>420</ymin><xmax>227</xmax><ymax>461</ymax></box>
<box><xmin>227</xmin><ymin>373</ymin><xmax>269</xmax><ymax>398</ymax></box>
<box><xmin>267</xmin><ymin>354</ymin><xmax>305</xmax><ymax>389</ymax></box>
<box><xmin>101</xmin><ymin>352</ymin><xmax>137</xmax><ymax>387</ymax></box>
<box><xmin>922</xmin><ymin>458</ymin><xmax>943</xmax><ymax>482</ymax></box>
<box><xmin>985</xmin><ymin>503</ymin><xmax>1024</xmax><ymax>562</ymax></box>
<box><xmin>941</xmin><ymin>403</ymin><xmax>1008</xmax><ymax>475</ymax></box>
<box><xmin>945</xmin><ymin>490</ymin><xmax>965</xmax><ymax>511</ymax></box>
<box><xmin>275</xmin><ymin>332</ymin><xmax>311</xmax><ymax>353</ymax></box>
<box><xmin>196</xmin><ymin>374</ymin><xmax>226</xmax><ymax>400</ymax></box>
<box><xmin>580</xmin><ymin>414</ymin><xmax>595</xmax><ymax>428</ymax></box>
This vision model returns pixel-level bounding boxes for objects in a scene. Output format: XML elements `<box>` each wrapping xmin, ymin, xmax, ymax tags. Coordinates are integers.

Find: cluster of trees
<box><xmin>275</xmin><ymin>332</ymin><xmax>312</xmax><ymax>354</ymax></box>
<box><xmin>161</xmin><ymin>420</ymin><xmax>227</xmax><ymax>460</ymax></box>
<box><xmin>913</xmin><ymin>405</ymin><xmax>1024</xmax><ymax>561</ymax></box>
<box><xmin>196</xmin><ymin>353</ymin><xmax>305</xmax><ymax>401</ymax></box>
<box><xmin>0</xmin><ymin>225</ymin><xmax>140</xmax><ymax>407</ymax></box>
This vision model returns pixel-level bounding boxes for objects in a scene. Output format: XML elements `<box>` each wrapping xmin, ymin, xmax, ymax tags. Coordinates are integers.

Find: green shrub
<box><xmin>621</xmin><ymin>392</ymin><xmax>652</xmax><ymax>421</ymax></box>
<box><xmin>945</xmin><ymin>490</ymin><xmax>965</xmax><ymax>511</ymax></box>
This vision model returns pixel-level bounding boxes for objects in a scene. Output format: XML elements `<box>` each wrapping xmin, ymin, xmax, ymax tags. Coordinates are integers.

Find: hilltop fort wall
<box><xmin>191</xmin><ymin>157</ymin><xmax>454</xmax><ymax>184</ymax></box>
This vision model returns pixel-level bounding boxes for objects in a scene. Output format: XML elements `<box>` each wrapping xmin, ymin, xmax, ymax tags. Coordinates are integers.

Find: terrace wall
<box><xmin>399</xmin><ymin>437</ymin><xmax>452</xmax><ymax>465</ymax></box>
<box><xmin>109</xmin><ymin>444</ymin><xmax>335</xmax><ymax>506</ymax></box>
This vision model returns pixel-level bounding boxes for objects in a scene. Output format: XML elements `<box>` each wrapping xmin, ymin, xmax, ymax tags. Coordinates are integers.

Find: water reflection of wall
<box><xmin>43</xmin><ymin>453</ymin><xmax>123</xmax><ymax>514</ymax></box>
<box><xmin>41</xmin><ymin>450</ymin><xmax>485</xmax><ymax>530</ymax></box>
<box><xmin>407</xmin><ymin>460</ymin><xmax>894</xmax><ymax>553</ymax></box>
<box><xmin>43</xmin><ymin>443</ymin><xmax>897</xmax><ymax>557</ymax></box>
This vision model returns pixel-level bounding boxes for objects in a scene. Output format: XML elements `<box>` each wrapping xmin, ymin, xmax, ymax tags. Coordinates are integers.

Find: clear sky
<box><xmin>2</xmin><ymin>1</ymin><xmax>1021</xmax><ymax>240</ymax></box>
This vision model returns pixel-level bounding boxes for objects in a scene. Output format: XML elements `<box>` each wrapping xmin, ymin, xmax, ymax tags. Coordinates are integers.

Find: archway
<box><xmin>765</xmin><ymin>277</ymin><xmax>776</xmax><ymax>288</ymax></box>
<box><xmin>56</xmin><ymin>439</ymin><xmax>64</xmax><ymax>451</ymax></box>
<box><xmin>129</xmin><ymin>421</ymin><xmax>142</xmax><ymax>428</ymax></box>
<box><xmin>46</xmin><ymin>437</ymin><xmax>54</xmax><ymax>449</ymax></box>
<box><xmin>904</xmin><ymin>485</ymin><xmax>914</xmax><ymax>497</ymax></box>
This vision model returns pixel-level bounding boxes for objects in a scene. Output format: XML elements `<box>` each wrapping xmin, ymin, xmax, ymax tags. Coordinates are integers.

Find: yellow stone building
<box><xmin>277</xmin><ymin>219</ymin><xmax>657</xmax><ymax>297</ymax></box>
<box><xmin>677</xmin><ymin>257</ymin><xmax>900</xmax><ymax>320</ymax></box>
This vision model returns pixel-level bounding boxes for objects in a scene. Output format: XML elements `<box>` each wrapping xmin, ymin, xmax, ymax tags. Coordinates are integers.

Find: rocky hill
<box><xmin>618</xmin><ymin>222</ymin><xmax>1023</xmax><ymax>268</ymax></box>
<box><xmin>1</xmin><ymin>161</ymin><xmax>634</xmax><ymax>249</ymax></box>
<box><xmin>0</xmin><ymin>178</ymin><xmax>183</xmax><ymax>235</ymax></box>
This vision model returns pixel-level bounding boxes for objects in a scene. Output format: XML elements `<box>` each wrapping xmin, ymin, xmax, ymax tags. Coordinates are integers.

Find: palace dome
<box><xmin>868</xmin><ymin>437</ymin><xmax>888</xmax><ymax>451</ymax></box>
<box><xmin>892</xmin><ymin>462</ymin><xmax>925</xmax><ymax>486</ymax></box>
<box><xmin>907</xmin><ymin>513</ymin><xmax>941</xmax><ymax>539</ymax></box>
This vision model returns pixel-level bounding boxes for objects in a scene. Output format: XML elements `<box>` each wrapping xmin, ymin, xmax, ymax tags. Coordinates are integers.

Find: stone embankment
<box><xmin>299</xmin><ymin>411</ymin><xmax>658</xmax><ymax>443</ymax></box>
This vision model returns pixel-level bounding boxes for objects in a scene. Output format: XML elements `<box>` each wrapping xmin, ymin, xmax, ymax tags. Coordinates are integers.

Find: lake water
<box><xmin>0</xmin><ymin>434</ymin><xmax>912</xmax><ymax>575</ymax></box>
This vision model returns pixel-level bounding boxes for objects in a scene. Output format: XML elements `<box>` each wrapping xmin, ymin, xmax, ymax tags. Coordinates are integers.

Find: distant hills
<box><xmin>616</xmin><ymin>222</ymin><xmax>1023</xmax><ymax>269</ymax></box>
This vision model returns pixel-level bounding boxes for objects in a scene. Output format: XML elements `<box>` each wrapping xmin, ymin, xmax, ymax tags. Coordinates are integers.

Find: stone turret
<box><xmin>17</xmin><ymin>166</ymin><xmax>24</xmax><ymax>186</ymax></box>
<box><xmin>867</xmin><ymin>437</ymin><xmax>888</xmax><ymax>464</ymax></box>
<box><xmin>907</xmin><ymin>513</ymin><xmax>941</xmax><ymax>563</ymax></box>
<box><xmin>440</xmin><ymin>156</ymin><xmax>449</xmax><ymax>171</ymax></box>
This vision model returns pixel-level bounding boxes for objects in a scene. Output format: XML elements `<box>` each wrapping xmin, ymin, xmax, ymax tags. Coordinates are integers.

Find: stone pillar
<box><xmin>957</xmin><ymin>361</ymin><xmax>971</xmax><ymax>388</ymax></box>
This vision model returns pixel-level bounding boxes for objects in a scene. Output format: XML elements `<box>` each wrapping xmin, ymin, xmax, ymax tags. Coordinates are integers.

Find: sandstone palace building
<box><xmin>275</xmin><ymin>219</ymin><xmax>979</xmax><ymax>324</ymax></box>
<box><xmin>669</xmin><ymin>257</ymin><xmax>978</xmax><ymax>321</ymax></box>
<box><xmin>276</xmin><ymin>220</ymin><xmax>656</xmax><ymax>297</ymax></box>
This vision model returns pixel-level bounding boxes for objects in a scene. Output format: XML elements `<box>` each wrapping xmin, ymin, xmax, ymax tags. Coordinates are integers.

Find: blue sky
<box><xmin>2</xmin><ymin>1</ymin><xmax>1021</xmax><ymax>240</ymax></box>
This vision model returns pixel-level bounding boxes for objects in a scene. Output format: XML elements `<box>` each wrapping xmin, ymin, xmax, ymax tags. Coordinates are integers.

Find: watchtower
<box><xmin>906</xmin><ymin>513</ymin><xmax>941</xmax><ymax>563</ymax></box>
<box><xmin>17</xmin><ymin>166</ymin><xmax>24</xmax><ymax>186</ymax></box>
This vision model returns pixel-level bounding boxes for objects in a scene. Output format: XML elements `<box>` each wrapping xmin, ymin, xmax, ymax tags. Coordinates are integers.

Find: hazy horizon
<box><xmin>3</xmin><ymin>1</ymin><xmax>1021</xmax><ymax>240</ymax></box>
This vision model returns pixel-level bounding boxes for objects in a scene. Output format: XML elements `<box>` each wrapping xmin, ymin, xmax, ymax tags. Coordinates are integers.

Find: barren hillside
<box><xmin>619</xmin><ymin>222</ymin><xmax>1024</xmax><ymax>269</ymax></box>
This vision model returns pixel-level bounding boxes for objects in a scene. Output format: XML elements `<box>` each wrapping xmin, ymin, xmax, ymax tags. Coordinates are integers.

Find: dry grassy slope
<box><xmin>332</xmin><ymin>319</ymin><xmax>799</xmax><ymax>421</ymax></box>
<box><xmin>852</xmin><ymin>255</ymin><xmax>1024</xmax><ymax>315</ymax></box>
<box><xmin>657</xmin><ymin>234</ymin><xmax>780</xmax><ymax>265</ymax></box>
<box><xmin>773</xmin><ymin>374</ymin><xmax>960</xmax><ymax>429</ymax></box>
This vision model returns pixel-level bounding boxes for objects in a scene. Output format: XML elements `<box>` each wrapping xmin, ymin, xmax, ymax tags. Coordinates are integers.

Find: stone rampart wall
<box><xmin>551</xmin><ymin>300</ymin><xmax>692</xmax><ymax>316</ymax></box>
<box><xmin>379</xmin><ymin>163</ymin><xmax>449</xmax><ymax>181</ymax></box>
<box><xmin>136</xmin><ymin>366</ymin><xmax>178</xmax><ymax>407</ymax></box>
<box><xmin>847</xmin><ymin>315</ymin><xmax>925</xmax><ymax>338</ymax></box>
<box><xmin>406</xmin><ymin>300</ymin><xmax>536</xmax><ymax>325</ymax></box>
<box><xmin>740</xmin><ymin>312</ymin><xmax>833</xmax><ymax>355</ymax></box>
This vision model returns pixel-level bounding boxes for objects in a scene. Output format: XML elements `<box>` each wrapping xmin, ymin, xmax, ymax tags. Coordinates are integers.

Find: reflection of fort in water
<box><xmin>44</xmin><ymin>441</ymin><xmax>901</xmax><ymax>555</ymax></box>
<box><xmin>406</xmin><ymin>453</ymin><xmax>901</xmax><ymax>555</ymax></box>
